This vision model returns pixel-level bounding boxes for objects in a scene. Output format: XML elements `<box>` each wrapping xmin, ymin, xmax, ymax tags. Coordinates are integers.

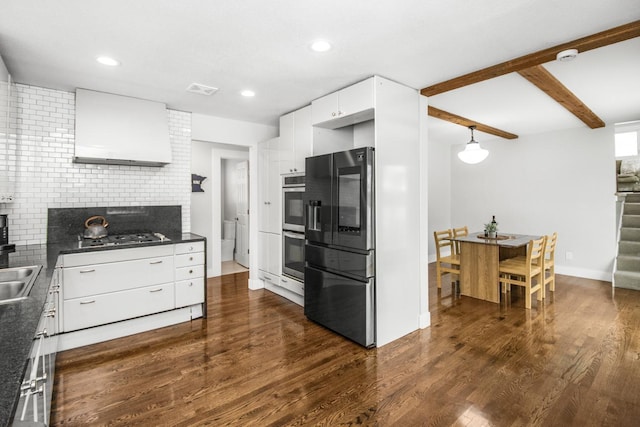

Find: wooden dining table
<box><xmin>451</xmin><ymin>232</ymin><xmax>541</xmax><ymax>303</ymax></box>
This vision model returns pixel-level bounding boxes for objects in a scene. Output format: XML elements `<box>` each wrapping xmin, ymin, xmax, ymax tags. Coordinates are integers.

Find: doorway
<box><xmin>191</xmin><ymin>141</ymin><xmax>249</xmax><ymax>277</ymax></box>
<box><xmin>221</xmin><ymin>158</ymin><xmax>249</xmax><ymax>275</ymax></box>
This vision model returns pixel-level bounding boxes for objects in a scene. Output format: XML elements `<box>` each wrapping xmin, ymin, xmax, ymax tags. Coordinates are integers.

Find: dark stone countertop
<box><xmin>0</xmin><ymin>233</ymin><xmax>205</xmax><ymax>427</ymax></box>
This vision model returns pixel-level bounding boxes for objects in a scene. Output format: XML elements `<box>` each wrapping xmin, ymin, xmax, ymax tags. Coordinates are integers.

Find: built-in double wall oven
<box><xmin>282</xmin><ymin>173</ymin><xmax>305</xmax><ymax>281</ymax></box>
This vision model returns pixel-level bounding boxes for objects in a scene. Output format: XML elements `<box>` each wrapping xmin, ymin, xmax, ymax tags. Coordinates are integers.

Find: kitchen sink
<box><xmin>0</xmin><ymin>265</ymin><xmax>42</xmax><ymax>304</ymax></box>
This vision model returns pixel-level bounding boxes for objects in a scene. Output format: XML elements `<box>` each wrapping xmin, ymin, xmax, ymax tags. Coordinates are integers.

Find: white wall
<box><xmin>190</xmin><ymin>114</ymin><xmax>277</xmax><ymax>281</ymax></box>
<box><xmin>427</xmin><ymin>117</ymin><xmax>452</xmax><ymax>262</ymax></box>
<box><xmin>191</xmin><ymin>140</ymin><xmax>214</xmax><ymax>266</ymax></box>
<box><xmin>191</xmin><ymin>143</ymin><xmax>250</xmax><ymax>277</ymax></box>
<box><xmin>448</xmin><ymin>126</ymin><xmax>616</xmax><ymax>280</ymax></box>
<box><xmin>0</xmin><ymin>84</ymin><xmax>191</xmax><ymax>245</ymax></box>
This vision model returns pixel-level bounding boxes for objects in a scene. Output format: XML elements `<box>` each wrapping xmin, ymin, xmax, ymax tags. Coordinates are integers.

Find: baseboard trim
<box><xmin>248</xmin><ymin>278</ymin><xmax>265</xmax><ymax>290</ymax></box>
<box><xmin>556</xmin><ymin>266</ymin><xmax>611</xmax><ymax>282</ymax></box>
<box><xmin>57</xmin><ymin>305</ymin><xmax>203</xmax><ymax>351</ymax></box>
<box><xmin>419</xmin><ymin>311</ymin><xmax>431</xmax><ymax>329</ymax></box>
<box><xmin>264</xmin><ymin>282</ymin><xmax>303</xmax><ymax>306</ymax></box>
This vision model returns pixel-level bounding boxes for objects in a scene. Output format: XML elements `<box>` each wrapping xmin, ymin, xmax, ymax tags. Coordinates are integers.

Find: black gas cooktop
<box><xmin>78</xmin><ymin>232</ymin><xmax>170</xmax><ymax>248</ymax></box>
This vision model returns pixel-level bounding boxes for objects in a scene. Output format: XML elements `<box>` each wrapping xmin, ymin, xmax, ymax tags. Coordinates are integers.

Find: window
<box><xmin>615</xmin><ymin>131</ymin><xmax>638</xmax><ymax>158</ymax></box>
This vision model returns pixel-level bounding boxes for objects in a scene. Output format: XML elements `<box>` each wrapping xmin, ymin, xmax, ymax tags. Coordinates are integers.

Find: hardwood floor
<box><xmin>51</xmin><ymin>267</ymin><xmax>640</xmax><ymax>426</ymax></box>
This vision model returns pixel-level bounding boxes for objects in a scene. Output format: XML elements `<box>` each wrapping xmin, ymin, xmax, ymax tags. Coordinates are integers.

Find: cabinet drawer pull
<box><xmin>189</xmin><ymin>256</ymin><xmax>194</xmax><ymax>261</ymax></box>
<box><xmin>79</xmin><ymin>269</ymin><xmax>95</xmax><ymax>274</ymax></box>
<box><xmin>80</xmin><ymin>300</ymin><xmax>96</xmax><ymax>305</ymax></box>
<box><xmin>150</xmin><ymin>260</ymin><xmax>163</xmax><ymax>265</ymax></box>
<box><xmin>189</xmin><ymin>269</ymin><xmax>193</xmax><ymax>274</ymax></box>
<box><xmin>188</xmin><ymin>282</ymin><xmax>193</xmax><ymax>287</ymax></box>
<box><xmin>150</xmin><ymin>288</ymin><xmax>163</xmax><ymax>293</ymax></box>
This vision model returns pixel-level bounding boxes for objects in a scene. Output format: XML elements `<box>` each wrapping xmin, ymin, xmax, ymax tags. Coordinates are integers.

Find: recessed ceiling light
<box><xmin>310</xmin><ymin>40</ymin><xmax>332</xmax><ymax>52</ymax></box>
<box><xmin>96</xmin><ymin>56</ymin><xmax>120</xmax><ymax>66</ymax></box>
<box><xmin>556</xmin><ymin>48</ymin><xmax>578</xmax><ymax>62</ymax></box>
<box><xmin>241</xmin><ymin>90</ymin><xmax>255</xmax><ymax>97</ymax></box>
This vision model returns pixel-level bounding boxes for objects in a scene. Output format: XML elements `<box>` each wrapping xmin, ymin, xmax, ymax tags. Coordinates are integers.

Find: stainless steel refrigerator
<box><xmin>304</xmin><ymin>147</ymin><xmax>375</xmax><ymax>347</ymax></box>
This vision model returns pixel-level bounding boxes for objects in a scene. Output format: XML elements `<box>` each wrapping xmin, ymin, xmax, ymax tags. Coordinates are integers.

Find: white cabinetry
<box><xmin>311</xmin><ymin>77</ymin><xmax>374</xmax><ymax>129</ymax></box>
<box><xmin>174</xmin><ymin>242</ymin><xmax>205</xmax><ymax>308</ymax></box>
<box><xmin>59</xmin><ymin>241</ymin><xmax>206</xmax><ymax>339</ymax></box>
<box><xmin>0</xmin><ymin>54</ymin><xmax>16</xmax><ymax>202</ymax></box>
<box><xmin>279</xmin><ymin>105</ymin><xmax>312</xmax><ymax>174</ymax></box>
<box><xmin>258</xmin><ymin>137</ymin><xmax>282</xmax><ymax>233</ymax></box>
<box><xmin>258</xmin><ymin>231</ymin><xmax>281</xmax><ymax>280</ymax></box>
<box><xmin>60</xmin><ymin>245</ymin><xmax>175</xmax><ymax>332</ymax></box>
<box><xmin>63</xmin><ymin>283</ymin><xmax>175</xmax><ymax>332</ymax></box>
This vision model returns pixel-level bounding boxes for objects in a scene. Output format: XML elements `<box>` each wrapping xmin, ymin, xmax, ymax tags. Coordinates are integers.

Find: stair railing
<box><xmin>612</xmin><ymin>193</ymin><xmax>627</xmax><ymax>287</ymax></box>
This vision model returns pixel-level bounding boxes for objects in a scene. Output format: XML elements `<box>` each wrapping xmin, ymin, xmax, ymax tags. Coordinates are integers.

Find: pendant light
<box><xmin>458</xmin><ymin>125</ymin><xmax>488</xmax><ymax>164</ymax></box>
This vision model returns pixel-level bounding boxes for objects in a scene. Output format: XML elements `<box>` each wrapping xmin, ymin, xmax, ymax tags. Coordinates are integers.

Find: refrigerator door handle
<box><xmin>308</xmin><ymin>201</ymin><xmax>321</xmax><ymax>231</ymax></box>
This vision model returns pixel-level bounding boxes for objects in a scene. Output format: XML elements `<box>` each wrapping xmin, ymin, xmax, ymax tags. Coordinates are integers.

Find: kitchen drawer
<box><xmin>175</xmin><ymin>278</ymin><xmax>205</xmax><ymax>307</ymax></box>
<box><xmin>175</xmin><ymin>241</ymin><xmax>205</xmax><ymax>255</ymax></box>
<box><xmin>175</xmin><ymin>251</ymin><xmax>205</xmax><ymax>268</ymax></box>
<box><xmin>258</xmin><ymin>270</ymin><xmax>280</xmax><ymax>287</ymax></box>
<box><xmin>63</xmin><ymin>255</ymin><xmax>174</xmax><ymax>299</ymax></box>
<box><xmin>175</xmin><ymin>264</ymin><xmax>205</xmax><ymax>281</ymax></box>
<box><xmin>63</xmin><ymin>283</ymin><xmax>175</xmax><ymax>332</ymax></box>
<box><xmin>279</xmin><ymin>276</ymin><xmax>304</xmax><ymax>296</ymax></box>
<box><xmin>62</xmin><ymin>244</ymin><xmax>174</xmax><ymax>267</ymax></box>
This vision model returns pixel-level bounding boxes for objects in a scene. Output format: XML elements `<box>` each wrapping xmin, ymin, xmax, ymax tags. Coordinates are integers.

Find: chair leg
<box><xmin>549</xmin><ymin>267</ymin><xmax>555</xmax><ymax>291</ymax></box>
<box><xmin>436</xmin><ymin>264</ymin><xmax>442</xmax><ymax>288</ymax></box>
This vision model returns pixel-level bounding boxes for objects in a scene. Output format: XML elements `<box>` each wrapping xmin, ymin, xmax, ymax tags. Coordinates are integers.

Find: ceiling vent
<box><xmin>186</xmin><ymin>83</ymin><xmax>218</xmax><ymax>96</ymax></box>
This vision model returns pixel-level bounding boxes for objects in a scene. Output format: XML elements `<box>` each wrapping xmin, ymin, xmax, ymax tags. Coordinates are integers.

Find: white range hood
<box><xmin>74</xmin><ymin>89</ymin><xmax>172</xmax><ymax>166</ymax></box>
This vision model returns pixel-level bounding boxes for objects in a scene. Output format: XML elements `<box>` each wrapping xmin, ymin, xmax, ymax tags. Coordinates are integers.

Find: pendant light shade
<box><xmin>458</xmin><ymin>125</ymin><xmax>488</xmax><ymax>164</ymax></box>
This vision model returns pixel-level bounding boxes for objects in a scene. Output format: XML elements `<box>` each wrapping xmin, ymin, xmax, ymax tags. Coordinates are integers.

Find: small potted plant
<box><xmin>484</xmin><ymin>219</ymin><xmax>498</xmax><ymax>238</ymax></box>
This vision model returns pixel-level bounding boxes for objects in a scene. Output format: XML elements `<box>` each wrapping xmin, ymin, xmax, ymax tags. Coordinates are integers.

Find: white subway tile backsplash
<box><xmin>0</xmin><ymin>84</ymin><xmax>192</xmax><ymax>245</ymax></box>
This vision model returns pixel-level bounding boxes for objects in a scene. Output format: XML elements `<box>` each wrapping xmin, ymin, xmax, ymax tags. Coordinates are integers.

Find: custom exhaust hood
<box><xmin>74</xmin><ymin>89</ymin><xmax>172</xmax><ymax>166</ymax></box>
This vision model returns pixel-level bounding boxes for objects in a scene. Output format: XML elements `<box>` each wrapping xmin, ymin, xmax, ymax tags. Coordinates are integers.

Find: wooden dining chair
<box><xmin>434</xmin><ymin>229</ymin><xmax>460</xmax><ymax>288</ymax></box>
<box><xmin>498</xmin><ymin>236</ymin><xmax>546</xmax><ymax>309</ymax></box>
<box><xmin>543</xmin><ymin>232</ymin><xmax>558</xmax><ymax>293</ymax></box>
<box><xmin>452</xmin><ymin>225</ymin><xmax>468</xmax><ymax>256</ymax></box>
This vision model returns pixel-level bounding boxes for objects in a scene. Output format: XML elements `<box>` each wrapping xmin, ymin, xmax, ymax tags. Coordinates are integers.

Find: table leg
<box><xmin>460</xmin><ymin>242</ymin><xmax>500</xmax><ymax>303</ymax></box>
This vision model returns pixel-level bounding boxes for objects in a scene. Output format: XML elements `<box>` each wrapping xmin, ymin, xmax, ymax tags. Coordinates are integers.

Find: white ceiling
<box><xmin>1</xmin><ymin>0</ymin><xmax>639</xmax><ymax>145</ymax></box>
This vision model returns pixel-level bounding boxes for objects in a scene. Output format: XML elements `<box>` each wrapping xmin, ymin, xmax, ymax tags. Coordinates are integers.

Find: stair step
<box><xmin>624</xmin><ymin>194</ymin><xmax>640</xmax><ymax>203</ymax></box>
<box><xmin>622</xmin><ymin>214</ymin><xmax>640</xmax><ymax>228</ymax></box>
<box><xmin>619</xmin><ymin>241</ymin><xmax>640</xmax><ymax>256</ymax></box>
<box><xmin>616</xmin><ymin>255</ymin><xmax>640</xmax><ymax>272</ymax></box>
<box><xmin>614</xmin><ymin>270</ymin><xmax>640</xmax><ymax>290</ymax></box>
<box><xmin>624</xmin><ymin>203</ymin><xmax>640</xmax><ymax>215</ymax></box>
<box><xmin>620</xmin><ymin>227</ymin><xmax>640</xmax><ymax>241</ymax></box>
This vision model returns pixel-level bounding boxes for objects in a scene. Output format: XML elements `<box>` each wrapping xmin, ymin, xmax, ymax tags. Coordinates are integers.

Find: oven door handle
<box><xmin>283</xmin><ymin>231</ymin><xmax>305</xmax><ymax>240</ymax></box>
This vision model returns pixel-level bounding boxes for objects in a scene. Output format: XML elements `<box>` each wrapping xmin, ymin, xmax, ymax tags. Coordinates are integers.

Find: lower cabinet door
<box><xmin>279</xmin><ymin>276</ymin><xmax>304</xmax><ymax>296</ymax></box>
<box><xmin>63</xmin><ymin>283</ymin><xmax>175</xmax><ymax>332</ymax></box>
<box><xmin>175</xmin><ymin>279</ymin><xmax>204</xmax><ymax>307</ymax></box>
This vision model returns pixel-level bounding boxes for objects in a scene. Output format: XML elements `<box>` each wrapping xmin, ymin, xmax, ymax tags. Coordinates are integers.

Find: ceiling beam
<box><xmin>421</xmin><ymin>20</ymin><xmax>640</xmax><ymax>97</ymax></box>
<box><xmin>427</xmin><ymin>106</ymin><xmax>518</xmax><ymax>139</ymax></box>
<box><xmin>517</xmin><ymin>65</ymin><xmax>605</xmax><ymax>128</ymax></box>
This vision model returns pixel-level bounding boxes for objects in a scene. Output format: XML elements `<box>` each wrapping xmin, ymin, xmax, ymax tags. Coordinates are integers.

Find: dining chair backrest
<box><xmin>543</xmin><ymin>232</ymin><xmax>558</xmax><ymax>292</ymax></box>
<box><xmin>434</xmin><ymin>229</ymin><xmax>454</xmax><ymax>260</ymax></box>
<box><xmin>452</xmin><ymin>226</ymin><xmax>468</xmax><ymax>255</ymax></box>
<box><xmin>545</xmin><ymin>232</ymin><xmax>557</xmax><ymax>264</ymax></box>
<box><xmin>527</xmin><ymin>236</ymin><xmax>546</xmax><ymax>272</ymax></box>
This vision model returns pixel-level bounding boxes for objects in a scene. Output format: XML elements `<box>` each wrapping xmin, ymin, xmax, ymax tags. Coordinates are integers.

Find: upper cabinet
<box><xmin>311</xmin><ymin>77</ymin><xmax>375</xmax><ymax>129</ymax></box>
<box><xmin>258</xmin><ymin>137</ymin><xmax>282</xmax><ymax>234</ymax></box>
<box><xmin>279</xmin><ymin>105</ymin><xmax>312</xmax><ymax>174</ymax></box>
<box><xmin>0</xmin><ymin>54</ymin><xmax>15</xmax><ymax>203</ymax></box>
